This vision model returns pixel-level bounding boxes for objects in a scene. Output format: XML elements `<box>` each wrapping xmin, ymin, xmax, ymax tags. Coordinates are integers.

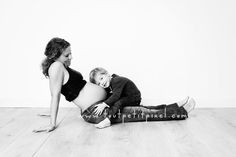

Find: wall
<box><xmin>0</xmin><ymin>0</ymin><xmax>235</xmax><ymax>107</ymax></box>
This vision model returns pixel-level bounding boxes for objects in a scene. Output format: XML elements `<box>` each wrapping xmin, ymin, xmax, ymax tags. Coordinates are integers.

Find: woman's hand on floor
<box><xmin>37</xmin><ymin>113</ymin><xmax>51</xmax><ymax>117</ymax></box>
<box><xmin>93</xmin><ymin>102</ymin><xmax>109</xmax><ymax>116</ymax></box>
<box><xmin>33</xmin><ymin>125</ymin><xmax>56</xmax><ymax>133</ymax></box>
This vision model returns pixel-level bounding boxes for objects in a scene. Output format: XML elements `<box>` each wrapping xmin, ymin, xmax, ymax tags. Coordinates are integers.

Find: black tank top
<box><xmin>61</xmin><ymin>67</ymin><xmax>87</xmax><ymax>102</ymax></box>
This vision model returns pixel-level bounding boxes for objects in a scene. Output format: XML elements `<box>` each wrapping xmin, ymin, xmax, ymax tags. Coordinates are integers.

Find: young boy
<box><xmin>89</xmin><ymin>67</ymin><xmax>142</xmax><ymax>129</ymax></box>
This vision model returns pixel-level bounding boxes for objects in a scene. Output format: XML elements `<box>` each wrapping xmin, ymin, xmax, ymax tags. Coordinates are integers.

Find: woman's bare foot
<box><xmin>95</xmin><ymin>118</ymin><xmax>111</xmax><ymax>129</ymax></box>
<box><xmin>183</xmin><ymin>98</ymin><xmax>196</xmax><ymax>113</ymax></box>
<box><xmin>177</xmin><ymin>96</ymin><xmax>190</xmax><ymax>107</ymax></box>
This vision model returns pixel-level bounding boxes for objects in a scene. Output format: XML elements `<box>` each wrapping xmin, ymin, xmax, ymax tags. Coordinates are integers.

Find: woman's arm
<box><xmin>33</xmin><ymin>62</ymin><xmax>64</xmax><ymax>133</ymax></box>
<box><xmin>49</xmin><ymin>62</ymin><xmax>64</xmax><ymax>127</ymax></box>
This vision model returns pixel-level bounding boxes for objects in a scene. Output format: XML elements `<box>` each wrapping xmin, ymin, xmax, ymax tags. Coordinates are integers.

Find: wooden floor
<box><xmin>0</xmin><ymin>107</ymin><xmax>236</xmax><ymax>157</ymax></box>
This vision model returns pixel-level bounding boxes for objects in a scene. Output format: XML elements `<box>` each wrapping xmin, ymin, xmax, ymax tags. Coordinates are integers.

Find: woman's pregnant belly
<box><xmin>72</xmin><ymin>82</ymin><xmax>107</xmax><ymax>112</ymax></box>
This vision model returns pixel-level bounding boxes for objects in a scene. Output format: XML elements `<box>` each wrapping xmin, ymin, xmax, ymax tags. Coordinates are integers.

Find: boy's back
<box><xmin>104</xmin><ymin>74</ymin><xmax>141</xmax><ymax>106</ymax></box>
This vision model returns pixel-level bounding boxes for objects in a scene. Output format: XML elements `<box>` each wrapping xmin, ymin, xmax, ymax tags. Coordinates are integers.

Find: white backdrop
<box><xmin>0</xmin><ymin>0</ymin><xmax>235</xmax><ymax>107</ymax></box>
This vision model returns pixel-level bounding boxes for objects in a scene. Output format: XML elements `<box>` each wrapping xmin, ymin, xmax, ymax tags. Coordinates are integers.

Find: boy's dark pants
<box><xmin>81</xmin><ymin>103</ymin><xmax>188</xmax><ymax>124</ymax></box>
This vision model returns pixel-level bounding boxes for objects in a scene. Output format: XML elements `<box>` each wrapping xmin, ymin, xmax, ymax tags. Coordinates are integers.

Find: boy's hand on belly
<box><xmin>93</xmin><ymin>102</ymin><xmax>109</xmax><ymax>116</ymax></box>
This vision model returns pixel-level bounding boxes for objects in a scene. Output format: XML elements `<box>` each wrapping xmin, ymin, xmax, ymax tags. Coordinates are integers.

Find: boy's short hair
<box><xmin>89</xmin><ymin>67</ymin><xmax>108</xmax><ymax>84</ymax></box>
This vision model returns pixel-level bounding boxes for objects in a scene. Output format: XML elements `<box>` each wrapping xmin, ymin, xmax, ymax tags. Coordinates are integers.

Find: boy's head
<box><xmin>89</xmin><ymin>67</ymin><xmax>111</xmax><ymax>88</ymax></box>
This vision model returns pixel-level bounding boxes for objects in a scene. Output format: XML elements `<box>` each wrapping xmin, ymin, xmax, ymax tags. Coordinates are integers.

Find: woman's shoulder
<box><xmin>48</xmin><ymin>61</ymin><xmax>65</xmax><ymax>77</ymax></box>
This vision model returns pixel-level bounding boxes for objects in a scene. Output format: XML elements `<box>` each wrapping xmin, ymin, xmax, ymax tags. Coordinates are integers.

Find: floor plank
<box><xmin>34</xmin><ymin>109</ymin><xmax>86</xmax><ymax>157</ymax></box>
<box><xmin>0</xmin><ymin>108</ymin><xmax>38</xmax><ymax>152</ymax></box>
<box><xmin>0</xmin><ymin>108</ymin><xmax>71</xmax><ymax>157</ymax></box>
<box><xmin>0</xmin><ymin>107</ymin><xmax>235</xmax><ymax>157</ymax></box>
<box><xmin>0</xmin><ymin>108</ymin><xmax>28</xmax><ymax>128</ymax></box>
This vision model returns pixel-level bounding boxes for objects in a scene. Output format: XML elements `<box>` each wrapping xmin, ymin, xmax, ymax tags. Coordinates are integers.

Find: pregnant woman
<box><xmin>33</xmin><ymin>37</ymin><xmax>195</xmax><ymax>132</ymax></box>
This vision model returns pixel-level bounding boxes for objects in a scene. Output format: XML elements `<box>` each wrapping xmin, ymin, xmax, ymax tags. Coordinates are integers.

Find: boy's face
<box><xmin>95</xmin><ymin>73</ymin><xmax>111</xmax><ymax>88</ymax></box>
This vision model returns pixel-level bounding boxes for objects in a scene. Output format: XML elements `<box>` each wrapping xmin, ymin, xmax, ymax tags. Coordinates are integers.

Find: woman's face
<box><xmin>56</xmin><ymin>46</ymin><xmax>72</xmax><ymax>67</ymax></box>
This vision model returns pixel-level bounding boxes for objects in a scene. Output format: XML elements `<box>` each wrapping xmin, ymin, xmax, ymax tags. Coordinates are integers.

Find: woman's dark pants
<box><xmin>81</xmin><ymin>103</ymin><xmax>188</xmax><ymax>124</ymax></box>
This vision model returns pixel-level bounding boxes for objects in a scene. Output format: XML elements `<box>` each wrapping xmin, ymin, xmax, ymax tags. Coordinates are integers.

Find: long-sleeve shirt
<box><xmin>104</xmin><ymin>74</ymin><xmax>141</xmax><ymax>106</ymax></box>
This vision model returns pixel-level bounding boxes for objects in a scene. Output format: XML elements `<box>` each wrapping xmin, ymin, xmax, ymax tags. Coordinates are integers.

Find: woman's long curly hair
<box><xmin>41</xmin><ymin>37</ymin><xmax>70</xmax><ymax>77</ymax></box>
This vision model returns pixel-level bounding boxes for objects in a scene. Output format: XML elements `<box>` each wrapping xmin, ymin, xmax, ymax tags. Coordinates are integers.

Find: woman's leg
<box><xmin>81</xmin><ymin>100</ymin><xmax>195</xmax><ymax>124</ymax></box>
<box><xmin>111</xmin><ymin>103</ymin><xmax>188</xmax><ymax>123</ymax></box>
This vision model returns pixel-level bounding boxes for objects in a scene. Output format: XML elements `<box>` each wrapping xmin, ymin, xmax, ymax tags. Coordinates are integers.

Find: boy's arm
<box><xmin>104</xmin><ymin>78</ymin><xmax>127</xmax><ymax>106</ymax></box>
<box><xmin>93</xmin><ymin>102</ymin><xmax>110</xmax><ymax>115</ymax></box>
